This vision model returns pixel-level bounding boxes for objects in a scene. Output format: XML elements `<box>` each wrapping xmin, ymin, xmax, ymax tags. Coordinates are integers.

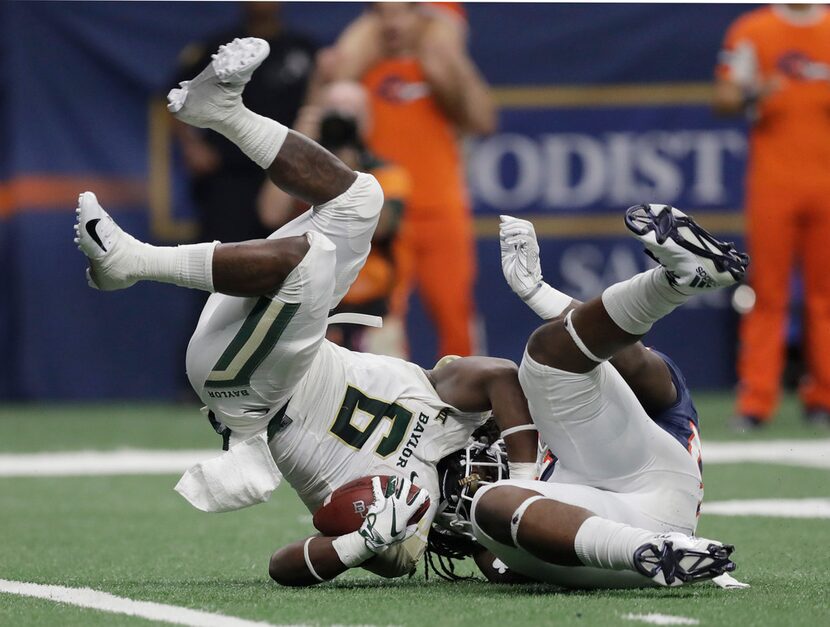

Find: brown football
<box><xmin>312</xmin><ymin>475</ymin><xmax>430</xmax><ymax>537</ymax></box>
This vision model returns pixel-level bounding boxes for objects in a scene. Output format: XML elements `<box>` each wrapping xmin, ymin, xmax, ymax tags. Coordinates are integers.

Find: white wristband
<box><xmin>303</xmin><ymin>537</ymin><xmax>325</xmax><ymax>582</ymax></box>
<box><xmin>508</xmin><ymin>462</ymin><xmax>537</xmax><ymax>481</ymax></box>
<box><xmin>523</xmin><ymin>282</ymin><xmax>573</xmax><ymax>320</ymax></box>
<box><xmin>500</xmin><ymin>424</ymin><xmax>538</xmax><ymax>439</ymax></box>
<box><xmin>332</xmin><ymin>530</ymin><xmax>375</xmax><ymax>568</ymax></box>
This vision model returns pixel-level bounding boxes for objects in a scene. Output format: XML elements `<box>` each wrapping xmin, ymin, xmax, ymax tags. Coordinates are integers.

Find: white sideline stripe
<box><xmin>0</xmin><ymin>579</ymin><xmax>292</xmax><ymax>627</ymax></box>
<box><xmin>702</xmin><ymin>498</ymin><xmax>830</xmax><ymax>519</ymax></box>
<box><xmin>0</xmin><ymin>450</ymin><xmax>214</xmax><ymax>476</ymax></box>
<box><xmin>703</xmin><ymin>439</ymin><xmax>830</xmax><ymax>469</ymax></box>
<box><xmin>622</xmin><ymin>613</ymin><xmax>699</xmax><ymax>625</ymax></box>
<box><xmin>0</xmin><ymin>439</ymin><xmax>828</xmax><ymax>478</ymax></box>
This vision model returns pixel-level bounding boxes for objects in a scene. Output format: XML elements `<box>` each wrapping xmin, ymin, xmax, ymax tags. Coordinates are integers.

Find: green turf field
<box><xmin>1</xmin><ymin>394</ymin><xmax>828</xmax><ymax>626</ymax></box>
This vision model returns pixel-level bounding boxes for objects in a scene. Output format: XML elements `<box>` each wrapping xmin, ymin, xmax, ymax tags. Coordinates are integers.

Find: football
<box><xmin>312</xmin><ymin>475</ymin><xmax>431</xmax><ymax>537</ymax></box>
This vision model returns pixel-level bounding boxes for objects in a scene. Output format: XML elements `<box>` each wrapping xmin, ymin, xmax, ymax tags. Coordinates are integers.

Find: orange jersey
<box><xmin>363</xmin><ymin>58</ymin><xmax>470</xmax><ymax>219</ymax></box>
<box><xmin>717</xmin><ymin>7</ymin><xmax>830</xmax><ymax>189</ymax></box>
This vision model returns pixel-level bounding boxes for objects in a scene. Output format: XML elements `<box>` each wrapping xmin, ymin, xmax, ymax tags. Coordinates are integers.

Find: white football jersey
<box><xmin>267</xmin><ymin>340</ymin><xmax>489</xmax><ymax>511</ymax></box>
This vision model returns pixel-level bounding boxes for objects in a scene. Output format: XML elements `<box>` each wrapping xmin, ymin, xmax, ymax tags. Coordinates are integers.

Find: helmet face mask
<box><xmin>425</xmin><ymin>423</ymin><xmax>508</xmax><ymax>580</ymax></box>
<box><xmin>434</xmin><ymin>437</ymin><xmax>509</xmax><ymax>542</ymax></box>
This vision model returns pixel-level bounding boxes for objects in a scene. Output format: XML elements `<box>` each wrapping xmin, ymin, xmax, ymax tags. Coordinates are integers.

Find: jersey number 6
<box><xmin>329</xmin><ymin>386</ymin><xmax>413</xmax><ymax>458</ymax></box>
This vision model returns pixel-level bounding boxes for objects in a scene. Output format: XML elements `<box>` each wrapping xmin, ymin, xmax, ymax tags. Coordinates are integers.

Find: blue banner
<box><xmin>0</xmin><ymin>2</ymin><xmax>754</xmax><ymax>399</ymax></box>
<box><xmin>468</xmin><ymin>106</ymin><xmax>748</xmax><ymax>214</ymax></box>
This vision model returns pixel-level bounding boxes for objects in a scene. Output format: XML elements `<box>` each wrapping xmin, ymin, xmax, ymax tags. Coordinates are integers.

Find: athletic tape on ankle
<box><xmin>564</xmin><ymin>310</ymin><xmax>605</xmax><ymax>363</ymax></box>
<box><xmin>500</xmin><ymin>424</ymin><xmax>538</xmax><ymax>438</ymax></box>
<box><xmin>510</xmin><ymin>495</ymin><xmax>546</xmax><ymax>549</ymax></box>
<box><xmin>303</xmin><ymin>537</ymin><xmax>325</xmax><ymax>582</ymax></box>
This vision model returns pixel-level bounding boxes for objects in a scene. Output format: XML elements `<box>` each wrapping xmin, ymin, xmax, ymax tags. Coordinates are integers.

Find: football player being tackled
<box><xmin>74</xmin><ymin>38</ymin><xmax>540</xmax><ymax>584</ymax></box>
<box><xmin>430</xmin><ymin>207</ymin><xmax>747</xmax><ymax>588</ymax></box>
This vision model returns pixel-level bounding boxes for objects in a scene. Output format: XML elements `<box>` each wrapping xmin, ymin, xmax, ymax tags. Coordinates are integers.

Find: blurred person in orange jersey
<box><xmin>258</xmin><ymin>81</ymin><xmax>411</xmax><ymax>354</ymax></box>
<box><xmin>714</xmin><ymin>4</ymin><xmax>830</xmax><ymax>430</ymax></box>
<box><xmin>317</xmin><ymin>2</ymin><xmax>497</xmax><ymax>360</ymax></box>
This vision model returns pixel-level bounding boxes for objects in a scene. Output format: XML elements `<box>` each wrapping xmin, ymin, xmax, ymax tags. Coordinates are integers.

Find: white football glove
<box><xmin>499</xmin><ymin>215</ymin><xmax>543</xmax><ymax>299</ymax></box>
<box><xmin>358</xmin><ymin>476</ymin><xmax>429</xmax><ymax>554</ymax></box>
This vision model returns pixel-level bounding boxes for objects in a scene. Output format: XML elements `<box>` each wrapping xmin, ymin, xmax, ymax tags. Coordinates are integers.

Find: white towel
<box><xmin>174</xmin><ymin>432</ymin><xmax>282</xmax><ymax>512</ymax></box>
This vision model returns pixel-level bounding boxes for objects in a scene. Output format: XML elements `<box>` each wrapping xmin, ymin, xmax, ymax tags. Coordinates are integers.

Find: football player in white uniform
<box><xmin>431</xmin><ymin>208</ymin><xmax>747</xmax><ymax>588</ymax></box>
<box><xmin>74</xmin><ymin>38</ymin><xmax>539</xmax><ymax>584</ymax></box>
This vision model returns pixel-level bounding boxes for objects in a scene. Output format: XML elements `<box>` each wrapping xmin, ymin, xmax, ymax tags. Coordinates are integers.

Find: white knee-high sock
<box><xmin>601</xmin><ymin>268</ymin><xmax>689</xmax><ymax>336</ymax></box>
<box><xmin>211</xmin><ymin>107</ymin><xmax>288</xmax><ymax>169</ymax></box>
<box><xmin>131</xmin><ymin>241</ymin><xmax>217</xmax><ymax>292</ymax></box>
<box><xmin>573</xmin><ymin>516</ymin><xmax>655</xmax><ymax>571</ymax></box>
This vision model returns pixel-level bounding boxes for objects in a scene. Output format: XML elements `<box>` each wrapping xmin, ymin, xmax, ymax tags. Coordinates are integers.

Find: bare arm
<box><xmin>712</xmin><ymin>75</ymin><xmax>782</xmax><ymax>118</ymax></box>
<box><xmin>419</xmin><ymin>40</ymin><xmax>497</xmax><ymax>135</ymax></box>
<box><xmin>329</xmin><ymin>12</ymin><xmax>384</xmax><ymax>80</ymax></box>
<box><xmin>428</xmin><ymin>357</ymin><xmax>537</xmax><ymax>464</ymax></box>
<box><xmin>712</xmin><ymin>78</ymin><xmax>746</xmax><ymax>117</ymax></box>
<box><xmin>301</xmin><ymin>12</ymin><xmax>382</xmax><ymax>109</ymax></box>
<box><xmin>269</xmin><ymin>536</ymin><xmax>350</xmax><ymax>587</ymax></box>
<box><xmin>269</xmin><ymin>477</ymin><xmax>427</xmax><ymax>586</ymax></box>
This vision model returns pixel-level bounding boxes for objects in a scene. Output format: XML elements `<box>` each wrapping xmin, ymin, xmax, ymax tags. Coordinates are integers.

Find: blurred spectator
<box><xmin>714</xmin><ymin>4</ymin><xmax>830</xmax><ymax>430</ymax></box>
<box><xmin>319</xmin><ymin>2</ymin><xmax>496</xmax><ymax>360</ymax></box>
<box><xmin>173</xmin><ymin>2</ymin><xmax>316</xmax><ymax>243</ymax></box>
<box><xmin>258</xmin><ymin>81</ymin><xmax>411</xmax><ymax>354</ymax></box>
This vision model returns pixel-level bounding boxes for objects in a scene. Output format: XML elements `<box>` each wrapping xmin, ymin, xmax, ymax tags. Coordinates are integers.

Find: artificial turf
<box><xmin>0</xmin><ymin>394</ymin><xmax>828</xmax><ymax>626</ymax></box>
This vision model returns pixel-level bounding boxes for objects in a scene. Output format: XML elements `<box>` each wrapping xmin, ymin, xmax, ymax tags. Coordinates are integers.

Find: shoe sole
<box><xmin>211</xmin><ymin>37</ymin><xmax>270</xmax><ymax>83</ymax></box>
<box><xmin>624</xmin><ymin>204</ymin><xmax>749</xmax><ymax>282</ymax></box>
<box><xmin>167</xmin><ymin>38</ymin><xmax>270</xmax><ymax>113</ymax></box>
<box><xmin>634</xmin><ymin>540</ymin><xmax>736</xmax><ymax>586</ymax></box>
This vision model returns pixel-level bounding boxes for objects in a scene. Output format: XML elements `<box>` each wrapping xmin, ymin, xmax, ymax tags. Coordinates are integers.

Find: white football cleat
<box><xmin>74</xmin><ymin>191</ymin><xmax>141</xmax><ymax>291</ymax></box>
<box><xmin>625</xmin><ymin>204</ymin><xmax>749</xmax><ymax>294</ymax></box>
<box><xmin>167</xmin><ymin>37</ymin><xmax>270</xmax><ymax>128</ymax></box>
<box><xmin>634</xmin><ymin>532</ymin><xmax>736</xmax><ymax>587</ymax></box>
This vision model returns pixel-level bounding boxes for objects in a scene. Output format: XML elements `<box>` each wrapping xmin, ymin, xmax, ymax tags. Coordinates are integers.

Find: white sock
<box><xmin>573</xmin><ymin>516</ymin><xmax>655</xmax><ymax>571</ymax></box>
<box><xmin>601</xmin><ymin>268</ymin><xmax>689</xmax><ymax>336</ymax></box>
<box><xmin>211</xmin><ymin>106</ymin><xmax>288</xmax><ymax>169</ymax></box>
<box><xmin>133</xmin><ymin>241</ymin><xmax>217</xmax><ymax>292</ymax></box>
<box><xmin>524</xmin><ymin>282</ymin><xmax>574</xmax><ymax>320</ymax></box>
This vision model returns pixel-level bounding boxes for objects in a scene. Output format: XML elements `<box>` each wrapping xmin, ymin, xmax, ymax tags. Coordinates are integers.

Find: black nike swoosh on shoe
<box><xmin>85</xmin><ymin>219</ymin><xmax>107</xmax><ymax>252</ymax></box>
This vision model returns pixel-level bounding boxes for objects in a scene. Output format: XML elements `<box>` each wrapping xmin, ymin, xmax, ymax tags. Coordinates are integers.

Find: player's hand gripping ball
<box><xmin>313</xmin><ymin>475</ymin><xmax>430</xmax><ymax>536</ymax></box>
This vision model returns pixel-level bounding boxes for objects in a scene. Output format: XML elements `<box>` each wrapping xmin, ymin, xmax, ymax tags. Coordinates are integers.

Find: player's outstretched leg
<box><xmin>168</xmin><ymin>37</ymin><xmax>355</xmax><ymax>206</ymax></box>
<box><xmin>79</xmin><ymin>38</ymin><xmax>380</xmax><ymax>296</ymax></box>
<box><xmin>75</xmin><ymin>191</ymin><xmax>309</xmax><ymax>296</ymax></box>
<box><xmin>473</xmin><ymin>485</ymin><xmax>736</xmax><ymax>587</ymax></box>
<box><xmin>529</xmin><ymin>204</ymin><xmax>748</xmax><ymax>373</ymax></box>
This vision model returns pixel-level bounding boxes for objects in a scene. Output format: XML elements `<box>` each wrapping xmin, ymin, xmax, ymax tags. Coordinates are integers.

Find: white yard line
<box><xmin>703</xmin><ymin>439</ymin><xmax>830</xmax><ymax>469</ymax></box>
<box><xmin>702</xmin><ymin>498</ymin><xmax>830</xmax><ymax>518</ymax></box>
<box><xmin>0</xmin><ymin>579</ymin><xmax>294</xmax><ymax>627</ymax></box>
<box><xmin>622</xmin><ymin>614</ymin><xmax>699</xmax><ymax>626</ymax></box>
<box><xmin>0</xmin><ymin>450</ymin><xmax>215</xmax><ymax>476</ymax></box>
<box><xmin>0</xmin><ymin>439</ymin><xmax>828</xmax><ymax>478</ymax></box>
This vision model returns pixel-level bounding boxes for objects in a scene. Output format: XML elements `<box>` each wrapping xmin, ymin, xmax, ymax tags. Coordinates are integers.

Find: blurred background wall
<box><xmin>0</xmin><ymin>2</ymin><xmax>757</xmax><ymax>400</ymax></box>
